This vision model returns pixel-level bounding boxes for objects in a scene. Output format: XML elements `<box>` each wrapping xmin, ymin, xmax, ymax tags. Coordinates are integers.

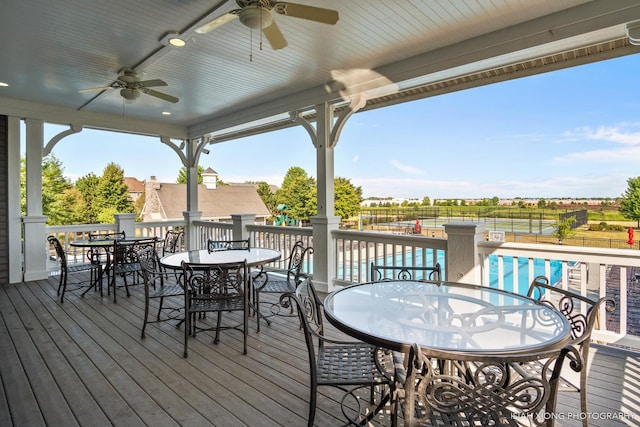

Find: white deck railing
<box><xmin>46</xmin><ymin>219</ymin><xmax>640</xmax><ymax>349</ymax></box>
<box><xmin>331</xmin><ymin>229</ymin><xmax>447</xmax><ymax>286</ymax></box>
<box><xmin>478</xmin><ymin>241</ymin><xmax>640</xmax><ymax>348</ymax></box>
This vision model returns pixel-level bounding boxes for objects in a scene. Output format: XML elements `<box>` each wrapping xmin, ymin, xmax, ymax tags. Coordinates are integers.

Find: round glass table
<box><xmin>160</xmin><ymin>248</ymin><xmax>281</xmax><ymax>269</ymax></box>
<box><xmin>323</xmin><ymin>280</ymin><xmax>571</xmax><ymax>356</ymax></box>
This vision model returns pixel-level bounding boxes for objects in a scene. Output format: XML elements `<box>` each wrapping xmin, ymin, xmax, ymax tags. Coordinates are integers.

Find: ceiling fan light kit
<box><xmin>120</xmin><ymin>88</ymin><xmax>141</xmax><ymax>100</ymax></box>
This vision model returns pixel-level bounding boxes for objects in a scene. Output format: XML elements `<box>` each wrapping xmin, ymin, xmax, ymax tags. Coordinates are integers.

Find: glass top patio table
<box><xmin>160</xmin><ymin>248</ymin><xmax>281</xmax><ymax>269</ymax></box>
<box><xmin>323</xmin><ymin>280</ymin><xmax>571</xmax><ymax>356</ymax></box>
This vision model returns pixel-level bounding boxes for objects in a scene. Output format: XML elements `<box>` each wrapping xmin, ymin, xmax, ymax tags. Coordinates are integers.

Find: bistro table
<box><xmin>323</xmin><ymin>280</ymin><xmax>571</xmax><ymax>355</ymax></box>
<box><xmin>70</xmin><ymin>236</ymin><xmax>157</xmax><ymax>298</ymax></box>
<box><xmin>160</xmin><ymin>248</ymin><xmax>281</xmax><ymax>270</ymax></box>
<box><xmin>323</xmin><ymin>280</ymin><xmax>573</xmax><ymax>424</ymax></box>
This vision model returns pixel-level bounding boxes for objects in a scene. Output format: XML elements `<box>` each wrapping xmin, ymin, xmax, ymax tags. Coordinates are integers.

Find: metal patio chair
<box><xmin>283</xmin><ymin>277</ymin><xmax>395</xmax><ymax>426</ymax></box>
<box><xmin>526</xmin><ymin>275</ymin><xmax>616</xmax><ymax>427</ymax></box>
<box><xmin>47</xmin><ymin>235</ymin><xmax>99</xmax><ymax>303</ymax></box>
<box><xmin>181</xmin><ymin>260</ymin><xmax>250</xmax><ymax>356</ymax></box>
<box><xmin>370</xmin><ymin>262</ymin><xmax>441</xmax><ymax>282</ymax></box>
<box><xmin>138</xmin><ymin>246</ymin><xmax>185</xmax><ymax>338</ymax></box>
<box><xmin>252</xmin><ymin>240</ymin><xmax>312</xmax><ymax>331</ymax></box>
<box><xmin>399</xmin><ymin>341</ymin><xmax>580</xmax><ymax>426</ymax></box>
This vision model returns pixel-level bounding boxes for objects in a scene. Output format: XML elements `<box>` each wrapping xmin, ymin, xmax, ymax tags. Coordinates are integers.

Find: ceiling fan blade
<box><xmin>137</xmin><ymin>79</ymin><xmax>167</xmax><ymax>88</ymax></box>
<box><xmin>262</xmin><ymin>21</ymin><xmax>287</xmax><ymax>50</ymax></box>
<box><xmin>143</xmin><ymin>88</ymin><xmax>179</xmax><ymax>103</ymax></box>
<box><xmin>273</xmin><ymin>2</ymin><xmax>339</xmax><ymax>25</ymax></box>
<box><xmin>78</xmin><ymin>86</ymin><xmax>115</xmax><ymax>93</ymax></box>
<box><xmin>195</xmin><ymin>10</ymin><xmax>239</xmax><ymax>34</ymax></box>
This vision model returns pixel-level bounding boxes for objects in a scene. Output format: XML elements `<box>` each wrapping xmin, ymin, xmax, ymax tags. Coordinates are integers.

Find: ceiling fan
<box><xmin>195</xmin><ymin>0</ymin><xmax>339</xmax><ymax>50</ymax></box>
<box><xmin>78</xmin><ymin>70</ymin><xmax>179</xmax><ymax>103</ymax></box>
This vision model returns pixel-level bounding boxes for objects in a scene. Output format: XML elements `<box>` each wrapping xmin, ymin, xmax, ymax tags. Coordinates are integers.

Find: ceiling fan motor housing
<box><xmin>239</xmin><ymin>4</ymin><xmax>273</xmax><ymax>29</ymax></box>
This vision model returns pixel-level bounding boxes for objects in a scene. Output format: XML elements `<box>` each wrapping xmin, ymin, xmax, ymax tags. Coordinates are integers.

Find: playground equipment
<box><xmin>274</xmin><ymin>204</ymin><xmax>298</xmax><ymax>226</ymax></box>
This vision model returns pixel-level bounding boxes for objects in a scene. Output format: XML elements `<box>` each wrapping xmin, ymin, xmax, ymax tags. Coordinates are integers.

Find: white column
<box><xmin>23</xmin><ymin>119</ymin><xmax>47</xmax><ymax>281</ymax></box>
<box><xmin>7</xmin><ymin>116</ymin><xmax>22</xmax><ymax>283</ymax></box>
<box><xmin>309</xmin><ymin>216</ymin><xmax>340</xmax><ymax>293</ymax></box>
<box><xmin>231</xmin><ymin>213</ymin><xmax>256</xmax><ymax>242</ymax></box>
<box><xmin>310</xmin><ymin>103</ymin><xmax>340</xmax><ymax>292</ymax></box>
<box><xmin>114</xmin><ymin>213</ymin><xmax>136</xmax><ymax>237</ymax></box>
<box><xmin>444</xmin><ymin>222</ymin><xmax>486</xmax><ymax>284</ymax></box>
<box><xmin>183</xmin><ymin>210</ymin><xmax>202</xmax><ymax>250</ymax></box>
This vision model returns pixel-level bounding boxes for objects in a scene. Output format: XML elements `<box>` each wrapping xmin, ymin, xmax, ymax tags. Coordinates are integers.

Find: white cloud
<box><xmin>577</xmin><ymin>124</ymin><xmax>640</xmax><ymax>145</ymax></box>
<box><xmin>353</xmin><ymin>174</ymin><xmax>626</xmax><ymax>199</ymax></box>
<box><xmin>353</xmin><ymin>155</ymin><xmax>359</xmax><ymax>162</ymax></box>
<box><xmin>556</xmin><ymin>123</ymin><xmax>640</xmax><ymax>163</ymax></box>
<box><xmin>390</xmin><ymin>160</ymin><xmax>423</xmax><ymax>174</ymax></box>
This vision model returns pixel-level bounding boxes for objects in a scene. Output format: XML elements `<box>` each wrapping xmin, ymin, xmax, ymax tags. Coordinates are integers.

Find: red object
<box><xmin>414</xmin><ymin>219</ymin><xmax>421</xmax><ymax>234</ymax></box>
<box><xmin>628</xmin><ymin>227</ymin><xmax>635</xmax><ymax>246</ymax></box>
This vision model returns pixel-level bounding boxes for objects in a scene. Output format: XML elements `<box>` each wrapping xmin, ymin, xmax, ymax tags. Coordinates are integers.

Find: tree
<box><xmin>552</xmin><ymin>217</ymin><xmax>576</xmax><ymax>244</ymax></box>
<box><xmin>177</xmin><ymin>166</ymin><xmax>204</xmax><ymax>184</ymax></box>
<box><xmin>75</xmin><ymin>172</ymin><xmax>100</xmax><ymax>223</ymax></box>
<box><xmin>42</xmin><ymin>155</ymin><xmax>72</xmax><ymax>224</ymax></box>
<box><xmin>334</xmin><ymin>177</ymin><xmax>362</xmax><ymax>220</ymax></box>
<box><xmin>619</xmin><ymin>177</ymin><xmax>640</xmax><ymax>227</ymax></box>
<box><xmin>256</xmin><ymin>181</ymin><xmax>276</xmax><ymax>215</ymax></box>
<box><xmin>94</xmin><ymin>162</ymin><xmax>134</xmax><ymax>222</ymax></box>
<box><xmin>275</xmin><ymin>167</ymin><xmax>316</xmax><ymax>222</ymax></box>
<box><xmin>49</xmin><ymin>188</ymin><xmax>88</xmax><ymax>225</ymax></box>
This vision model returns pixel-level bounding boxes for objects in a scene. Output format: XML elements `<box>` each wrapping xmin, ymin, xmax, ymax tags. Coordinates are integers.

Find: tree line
<box><xmin>25</xmin><ymin>157</ymin><xmax>364</xmax><ymax>226</ymax></box>
<box><xmin>26</xmin><ymin>154</ymin><xmax>640</xmax><ymax>228</ymax></box>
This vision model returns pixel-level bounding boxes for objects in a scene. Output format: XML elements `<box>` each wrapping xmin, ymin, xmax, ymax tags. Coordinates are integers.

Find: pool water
<box><xmin>488</xmin><ymin>255</ymin><xmax>563</xmax><ymax>295</ymax></box>
<box><xmin>337</xmin><ymin>250</ymin><xmax>564</xmax><ymax>297</ymax></box>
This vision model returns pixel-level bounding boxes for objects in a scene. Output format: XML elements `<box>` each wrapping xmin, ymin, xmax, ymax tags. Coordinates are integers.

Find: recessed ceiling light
<box><xmin>168</xmin><ymin>37</ymin><xmax>186</xmax><ymax>47</ymax></box>
<box><xmin>0</xmin><ymin>82</ymin><xmax>8</xmax><ymax>87</ymax></box>
<box><xmin>162</xmin><ymin>111</ymin><xmax>171</xmax><ymax>115</ymax></box>
<box><xmin>160</xmin><ymin>32</ymin><xmax>186</xmax><ymax>47</ymax></box>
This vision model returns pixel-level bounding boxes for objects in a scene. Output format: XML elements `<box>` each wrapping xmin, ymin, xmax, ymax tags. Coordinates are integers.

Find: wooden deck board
<box><xmin>1</xmin><ymin>273</ymin><xmax>639</xmax><ymax>426</ymax></box>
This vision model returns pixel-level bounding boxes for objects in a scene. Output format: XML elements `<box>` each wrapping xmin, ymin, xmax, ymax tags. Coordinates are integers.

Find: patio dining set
<box><xmin>46</xmin><ymin>232</ymin><xmax>615</xmax><ymax>426</ymax></box>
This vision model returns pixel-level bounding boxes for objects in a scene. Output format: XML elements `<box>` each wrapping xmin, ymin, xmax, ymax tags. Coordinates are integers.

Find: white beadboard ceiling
<box><xmin>0</xmin><ymin>0</ymin><xmax>639</xmax><ymax>140</ymax></box>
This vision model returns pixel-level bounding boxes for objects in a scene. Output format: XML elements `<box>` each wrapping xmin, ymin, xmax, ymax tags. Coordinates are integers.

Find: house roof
<box><xmin>2</xmin><ymin>1</ymin><xmax>639</xmax><ymax>143</ymax></box>
<box><xmin>143</xmin><ymin>182</ymin><xmax>270</xmax><ymax>221</ymax></box>
<box><xmin>124</xmin><ymin>177</ymin><xmax>145</xmax><ymax>194</ymax></box>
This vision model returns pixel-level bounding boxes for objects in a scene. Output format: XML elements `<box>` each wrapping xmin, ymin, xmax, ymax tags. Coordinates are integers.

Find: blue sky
<box><xmin>41</xmin><ymin>54</ymin><xmax>640</xmax><ymax>200</ymax></box>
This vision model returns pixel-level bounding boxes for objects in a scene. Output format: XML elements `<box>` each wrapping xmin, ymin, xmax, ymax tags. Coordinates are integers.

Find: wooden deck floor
<box><xmin>0</xmin><ymin>274</ymin><xmax>639</xmax><ymax>426</ymax></box>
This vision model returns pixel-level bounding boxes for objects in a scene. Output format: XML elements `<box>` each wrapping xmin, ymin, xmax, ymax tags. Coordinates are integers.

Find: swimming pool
<box><xmin>335</xmin><ymin>250</ymin><xmax>565</xmax><ymax>296</ymax></box>
<box><xmin>488</xmin><ymin>255</ymin><xmax>563</xmax><ymax>295</ymax></box>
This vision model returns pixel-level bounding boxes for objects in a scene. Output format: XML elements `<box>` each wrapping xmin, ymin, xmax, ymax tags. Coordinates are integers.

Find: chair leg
<box><xmin>156</xmin><ymin>296</ymin><xmax>164</xmax><ymax>321</ymax></box>
<box><xmin>184</xmin><ymin>311</ymin><xmax>190</xmax><ymax>358</ymax></box>
<box><xmin>580</xmin><ymin>366</ymin><xmax>588</xmax><ymax>427</ymax></box>
<box><xmin>308</xmin><ymin>385</ymin><xmax>317</xmax><ymax>427</ymax></box>
<box><xmin>214</xmin><ymin>312</ymin><xmax>222</xmax><ymax>344</ymax></box>
<box><xmin>141</xmin><ymin>294</ymin><xmax>150</xmax><ymax>339</ymax></box>
<box><xmin>57</xmin><ymin>270</ymin><xmax>66</xmax><ymax>303</ymax></box>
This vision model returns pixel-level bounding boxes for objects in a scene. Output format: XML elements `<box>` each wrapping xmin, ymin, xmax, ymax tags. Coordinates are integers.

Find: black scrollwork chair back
<box><xmin>110</xmin><ymin>237</ymin><xmax>158</xmax><ymax>303</ymax></box>
<box><xmin>162</xmin><ymin>229</ymin><xmax>184</xmax><ymax>256</ymax></box>
<box><xmin>252</xmin><ymin>240</ymin><xmax>312</xmax><ymax>331</ymax></box>
<box><xmin>402</xmin><ymin>342</ymin><xmax>580</xmax><ymax>427</ymax></box>
<box><xmin>181</xmin><ymin>260</ymin><xmax>249</xmax><ymax>357</ymax></box>
<box><xmin>138</xmin><ymin>246</ymin><xmax>185</xmax><ymax>338</ymax></box>
<box><xmin>283</xmin><ymin>277</ymin><xmax>394</xmax><ymax>427</ymax></box>
<box><xmin>47</xmin><ymin>235</ymin><xmax>98</xmax><ymax>303</ymax></box>
<box><xmin>370</xmin><ymin>262</ymin><xmax>441</xmax><ymax>282</ymax></box>
<box><xmin>88</xmin><ymin>231</ymin><xmax>126</xmax><ymax>286</ymax></box>
<box><xmin>206</xmin><ymin>239</ymin><xmax>250</xmax><ymax>252</ymax></box>
<box><xmin>527</xmin><ymin>275</ymin><xmax>616</xmax><ymax>427</ymax></box>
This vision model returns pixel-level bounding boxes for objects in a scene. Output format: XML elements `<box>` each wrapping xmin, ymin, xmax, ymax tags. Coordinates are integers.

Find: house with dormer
<box><xmin>140</xmin><ymin>168</ymin><xmax>271</xmax><ymax>223</ymax></box>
